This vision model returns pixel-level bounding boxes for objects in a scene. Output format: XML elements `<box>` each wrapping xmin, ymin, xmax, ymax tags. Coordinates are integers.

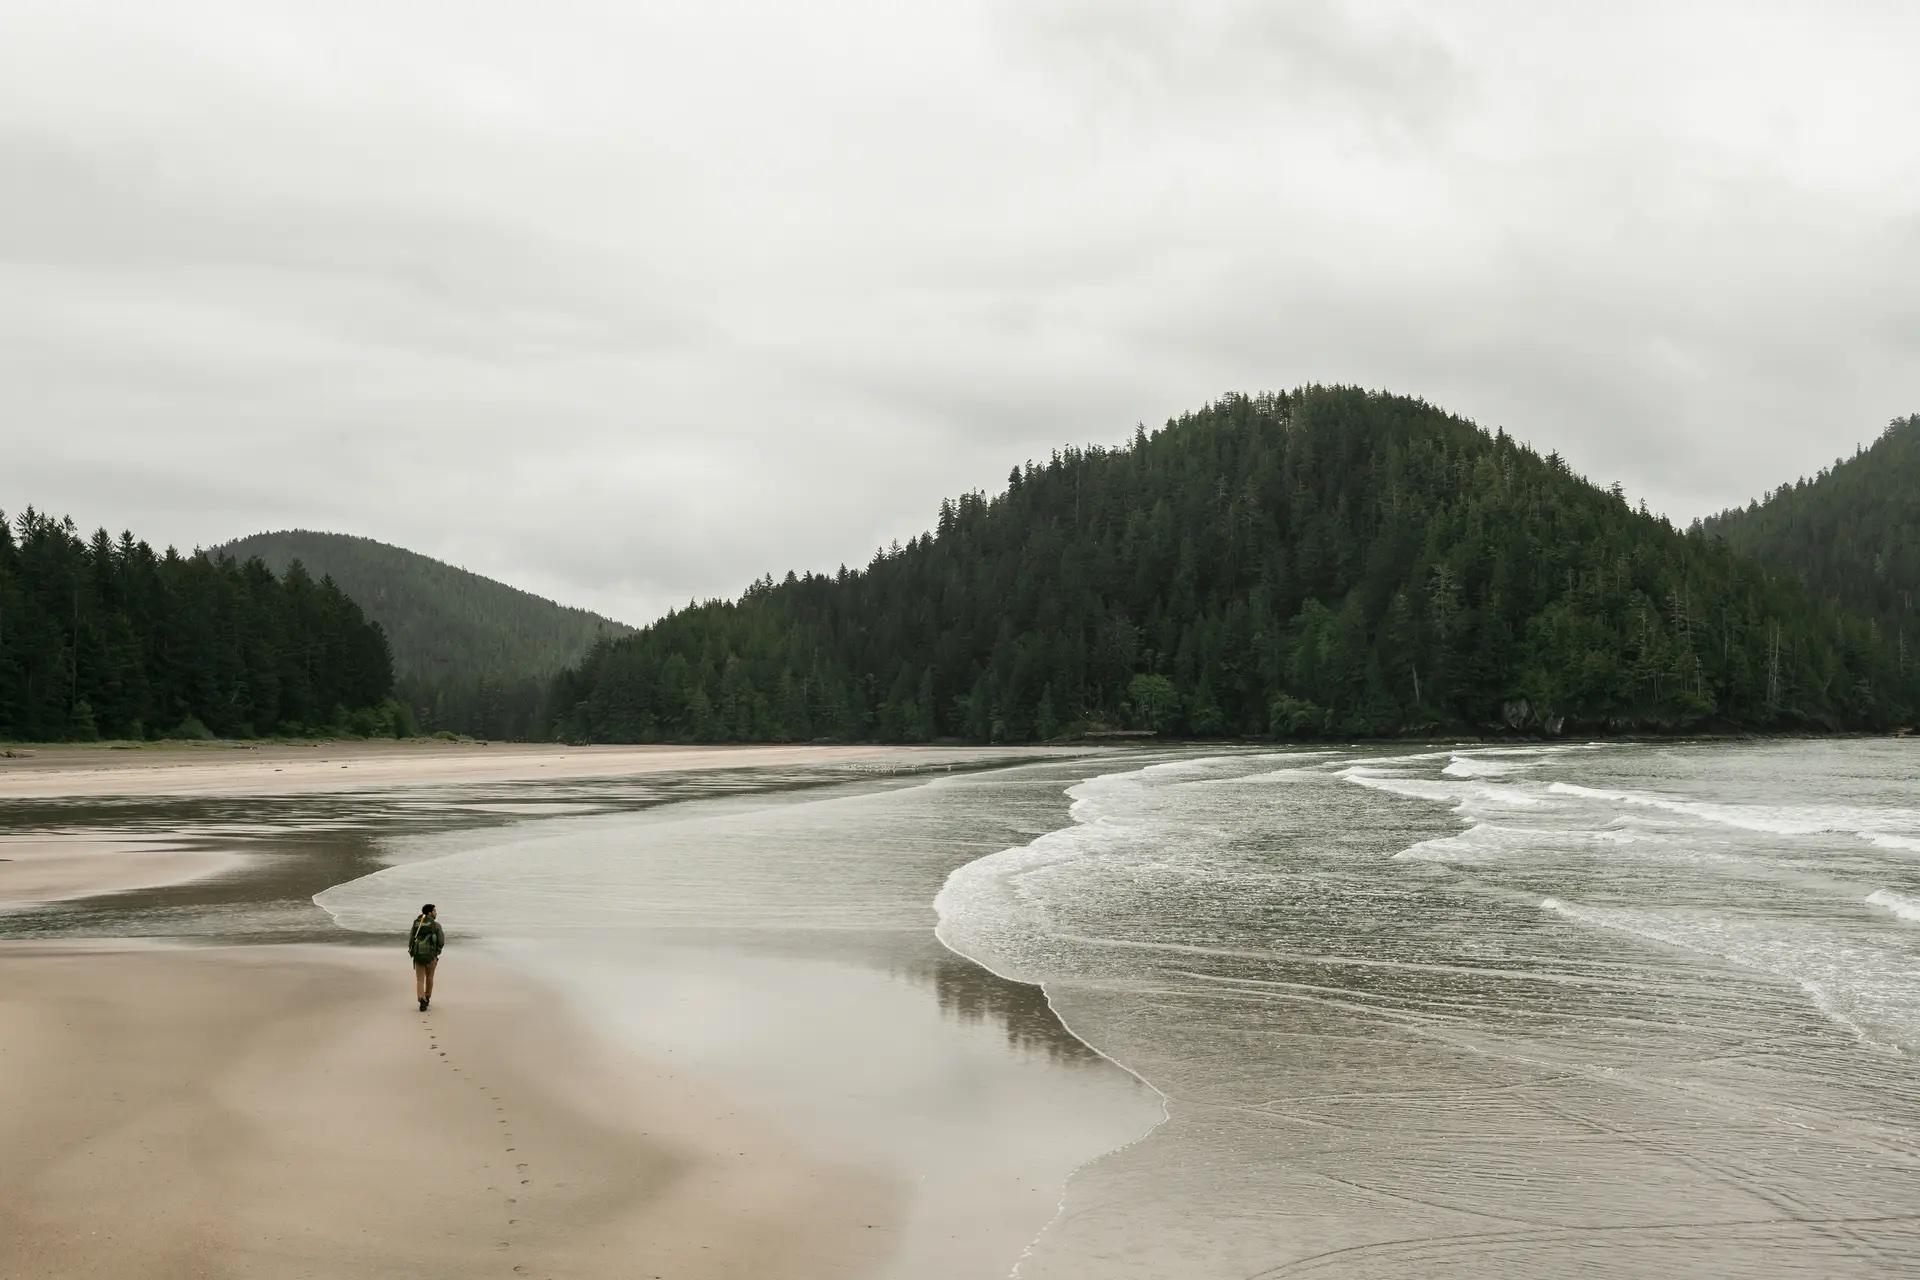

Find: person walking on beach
<box><xmin>409</xmin><ymin>903</ymin><xmax>444</xmax><ymax>1011</ymax></box>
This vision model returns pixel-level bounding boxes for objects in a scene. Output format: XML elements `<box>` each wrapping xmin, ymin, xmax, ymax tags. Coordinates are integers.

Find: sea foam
<box><xmin>1867</xmin><ymin>889</ymin><xmax>1920</xmax><ymax>923</ymax></box>
<box><xmin>1538</xmin><ymin>895</ymin><xmax>1915</xmax><ymax>1054</ymax></box>
<box><xmin>1547</xmin><ymin>782</ymin><xmax>1920</xmax><ymax>849</ymax></box>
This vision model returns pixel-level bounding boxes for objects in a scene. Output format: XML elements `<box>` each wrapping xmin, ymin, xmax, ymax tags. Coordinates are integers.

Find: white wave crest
<box><xmin>934</xmin><ymin>760</ymin><xmax>1193</xmax><ymax>982</ymax></box>
<box><xmin>1338</xmin><ymin>766</ymin><xmax>1542</xmax><ymax>810</ymax></box>
<box><xmin>1867</xmin><ymin>890</ymin><xmax>1920</xmax><ymax>923</ymax></box>
<box><xmin>1547</xmin><ymin>783</ymin><xmax>1920</xmax><ymax>848</ymax></box>
<box><xmin>1539</xmin><ymin>896</ymin><xmax>1915</xmax><ymax>1054</ymax></box>
<box><xmin>1393</xmin><ymin>823</ymin><xmax>1561</xmax><ymax>864</ymax></box>
<box><xmin>1442</xmin><ymin>754</ymin><xmax>1534</xmax><ymax>779</ymax></box>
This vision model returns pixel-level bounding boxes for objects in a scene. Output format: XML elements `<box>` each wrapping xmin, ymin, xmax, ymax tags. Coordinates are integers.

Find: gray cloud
<box><xmin>1004</xmin><ymin>0</ymin><xmax>1474</xmax><ymax>141</ymax></box>
<box><xmin>3</xmin><ymin>0</ymin><xmax>1916</xmax><ymax>624</ymax></box>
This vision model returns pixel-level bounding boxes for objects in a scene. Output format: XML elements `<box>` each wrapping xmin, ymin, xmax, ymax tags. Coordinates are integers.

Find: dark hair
<box><xmin>421</xmin><ymin>903</ymin><xmax>436</xmax><ymax>914</ymax></box>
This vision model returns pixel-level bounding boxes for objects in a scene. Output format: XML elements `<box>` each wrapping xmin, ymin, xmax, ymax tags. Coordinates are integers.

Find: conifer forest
<box><xmin>0</xmin><ymin>510</ymin><xmax>397</xmax><ymax>741</ymax></box>
<box><xmin>549</xmin><ymin>388</ymin><xmax>1918</xmax><ymax>744</ymax></box>
<box><xmin>7</xmin><ymin>390</ymin><xmax>1916</xmax><ymax>746</ymax></box>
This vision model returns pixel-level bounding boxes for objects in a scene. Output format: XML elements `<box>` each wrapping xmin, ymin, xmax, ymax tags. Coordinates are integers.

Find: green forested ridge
<box><xmin>216</xmin><ymin>530</ymin><xmax>632</xmax><ymax>739</ymax></box>
<box><xmin>1699</xmin><ymin>415</ymin><xmax>1918</xmax><ymax>654</ymax></box>
<box><xmin>0</xmin><ymin>510</ymin><xmax>396</xmax><ymax>741</ymax></box>
<box><xmin>551</xmin><ymin>387</ymin><xmax>1917</xmax><ymax>744</ymax></box>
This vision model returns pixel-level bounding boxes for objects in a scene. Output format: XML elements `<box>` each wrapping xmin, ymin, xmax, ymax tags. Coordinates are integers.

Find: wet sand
<box><xmin>0</xmin><ymin>740</ymin><xmax>1072</xmax><ymax>800</ymax></box>
<box><xmin>0</xmin><ymin>942</ymin><xmax>902</xmax><ymax>1280</ymax></box>
<box><xmin>1</xmin><ymin>743</ymin><xmax>1142</xmax><ymax>1279</ymax></box>
<box><xmin>0</xmin><ymin>835</ymin><xmax>242</xmax><ymax>905</ymax></box>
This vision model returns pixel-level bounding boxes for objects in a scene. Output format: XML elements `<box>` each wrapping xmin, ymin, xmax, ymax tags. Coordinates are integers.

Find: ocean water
<box><xmin>37</xmin><ymin>739</ymin><xmax>1912</xmax><ymax>1276</ymax></box>
<box><xmin>937</xmin><ymin>740</ymin><xmax>1920</xmax><ymax>1277</ymax></box>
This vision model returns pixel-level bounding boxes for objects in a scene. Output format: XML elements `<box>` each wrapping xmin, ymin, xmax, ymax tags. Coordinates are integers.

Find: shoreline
<box><xmin>0</xmin><ymin>740</ymin><xmax>1084</xmax><ymax>800</ymax></box>
<box><xmin>2</xmin><ymin>742</ymin><xmax>1155</xmax><ymax>1279</ymax></box>
<box><xmin>4</xmin><ymin>725</ymin><xmax>1895</xmax><ymax>798</ymax></box>
<box><xmin>0</xmin><ymin>940</ymin><xmax>904</xmax><ymax>1280</ymax></box>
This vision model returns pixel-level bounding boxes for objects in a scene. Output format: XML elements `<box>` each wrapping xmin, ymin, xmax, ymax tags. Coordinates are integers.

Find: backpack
<box><xmin>408</xmin><ymin>916</ymin><xmax>438</xmax><ymax>963</ymax></box>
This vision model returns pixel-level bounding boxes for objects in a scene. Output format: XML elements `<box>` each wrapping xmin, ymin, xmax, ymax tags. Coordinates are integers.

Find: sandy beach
<box><xmin>1</xmin><ymin>742</ymin><xmax>1133</xmax><ymax>1280</ymax></box>
<box><xmin>0</xmin><ymin>835</ymin><xmax>243</xmax><ymax>906</ymax></box>
<box><xmin>0</xmin><ymin>745</ymin><xmax>920</xmax><ymax>1278</ymax></box>
<box><xmin>0</xmin><ymin>740</ymin><xmax>1068</xmax><ymax>801</ymax></box>
<box><xmin>0</xmin><ymin>740</ymin><xmax>959</xmax><ymax>912</ymax></box>
<box><xmin>0</xmin><ymin>943</ymin><xmax>899</xmax><ymax>1280</ymax></box>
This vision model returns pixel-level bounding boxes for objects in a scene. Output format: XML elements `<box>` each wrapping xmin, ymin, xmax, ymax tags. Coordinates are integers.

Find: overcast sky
<box><xmin>4</xmin><ymin>1</ymin><xmax>1916</xmax><ymax>625</ymax></box>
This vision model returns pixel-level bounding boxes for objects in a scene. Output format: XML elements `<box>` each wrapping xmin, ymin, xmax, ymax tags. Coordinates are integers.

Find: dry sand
<box><xmin>0</xmin><ymin>943</ymin><xmax>903</xmax><ymax>1280</ymax></box>
<box><xmin>0</xmin><ymin>740</ymin><xmax>1069</xmax><ymax>800</ymax></box>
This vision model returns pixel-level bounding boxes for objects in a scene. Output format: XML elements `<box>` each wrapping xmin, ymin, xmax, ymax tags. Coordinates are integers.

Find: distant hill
<box><xmin>550</xmin><ymin>388</ymin><xmax>1917</xmax><ymax>744</ymax></box>
<box><xmin>216</xmin><ymin>530</ymin><xmax>632</xmax><ymax>738</ymax></box>
<box><xmin>1699</xmin><ymin>415</ymin><xmax>1919</xmax><ymax>648</ymax></box>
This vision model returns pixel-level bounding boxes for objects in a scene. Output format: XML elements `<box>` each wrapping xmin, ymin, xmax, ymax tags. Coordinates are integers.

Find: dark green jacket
<box><xmin>408</xmin><ymin>916</ymin><xmax>445</xmax><ymax>963</ymax></box>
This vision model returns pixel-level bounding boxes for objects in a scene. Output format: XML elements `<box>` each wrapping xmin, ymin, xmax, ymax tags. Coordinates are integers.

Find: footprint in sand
<box><xmin>422</xmin><ymin>1026</ymin><xmax>524</xmax><ymax>1222</ymax></box>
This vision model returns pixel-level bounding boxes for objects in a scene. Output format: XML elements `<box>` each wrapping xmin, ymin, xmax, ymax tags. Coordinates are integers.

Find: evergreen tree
<box><xmin>0</xmin><ymin>511</ymin><xmax>396</xmax><ymax>741</ymax></box>
<box><xmin>1700</xmin><ymin>414</ymin><xmax>1920</xmax><ymax>673</ymax></box>
<box><xmin>549</xmin><ymin>389</ymin><xmax>1919</xmax><ymax>744</ymax></box>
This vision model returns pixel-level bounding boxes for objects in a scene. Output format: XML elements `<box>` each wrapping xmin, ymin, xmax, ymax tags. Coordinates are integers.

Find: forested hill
<box><xmin>550</xmin><ymin>388</ymin><xmax>1916</xmax><ymax>744</ymax></box>
<box><xmin>1699</xmin><ymin>414</ymin><xmax>1918</xmax><ymax>646</ymax></box>
<box><xmin>1</xmin><ymin>510</ymin><xmax>395</xmax><ymax>741</ymax></box>
<box><xmin>216</xmin><ymin>530</ymin><xmax>631</xmax><ymax>738</ymax></box>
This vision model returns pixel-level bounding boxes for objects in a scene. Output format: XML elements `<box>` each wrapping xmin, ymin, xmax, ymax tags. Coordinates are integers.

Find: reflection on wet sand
<box><xmin>643</xmin><ymin>922</ymin><xmax>1106</xmax><ymax>1067</ymax></box>
<box><xmin>926</xmin><ymin>945</ymin><xmax>1102</xmax><ymax>1066</ymax></box>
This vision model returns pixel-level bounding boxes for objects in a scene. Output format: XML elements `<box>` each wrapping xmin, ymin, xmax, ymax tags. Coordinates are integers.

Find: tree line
<box><xmin>1699</xmin><ymin>414</ymin><xmax>1918</xmax><ymax>660</ymax></box>
<box><xmin>0</xmin><ymin>509</ymin><xmax>399</xmax><ymax>741</ymax></box>
<box><xmin>550</xmin><ymin>387</ymin><xmax>1917</xmax><ymax>744</ymax></box>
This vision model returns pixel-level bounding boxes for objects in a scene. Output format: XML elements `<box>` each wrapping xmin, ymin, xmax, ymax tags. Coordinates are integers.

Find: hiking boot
<box><xmin>419</xmin><ymin>997</ymin><xmax>428</xmax><ymax>1011</ymax></box>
